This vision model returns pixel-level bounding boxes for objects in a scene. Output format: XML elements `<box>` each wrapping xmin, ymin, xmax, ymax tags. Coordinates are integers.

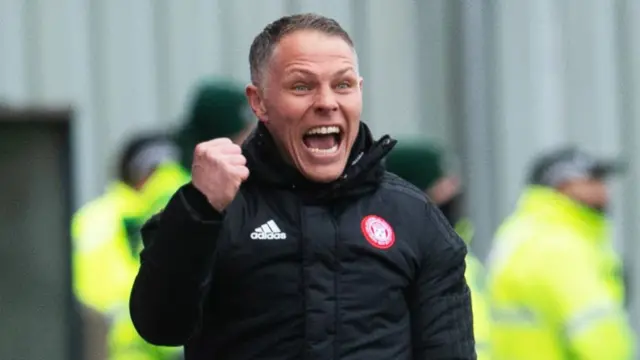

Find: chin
<box><xmin>300</xmin><ymin>162</ymin><xmax>346</xmax><ymax>183</ymax></box>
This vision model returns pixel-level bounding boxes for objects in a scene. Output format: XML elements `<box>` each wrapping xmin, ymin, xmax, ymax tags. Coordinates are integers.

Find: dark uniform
<box><xmin>130</xmin><ymin>122</ymin><xmax>476</xmax><ymax>360</ymax></box>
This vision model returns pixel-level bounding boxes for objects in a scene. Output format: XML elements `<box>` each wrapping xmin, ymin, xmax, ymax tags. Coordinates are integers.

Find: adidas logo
<box><xmin>250</xmin><ymin>220</ymin><xmax>287</xmax><ymax>240</ymax></box>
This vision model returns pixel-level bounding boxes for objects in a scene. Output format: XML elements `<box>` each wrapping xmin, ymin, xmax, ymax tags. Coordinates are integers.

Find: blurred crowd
<box><xmin>72</xmin><ymin>77</ymin><xmax>636</xmax><ymax>360</ymax></box>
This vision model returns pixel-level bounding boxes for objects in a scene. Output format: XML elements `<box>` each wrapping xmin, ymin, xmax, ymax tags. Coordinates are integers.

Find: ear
<box><xmin>358</xmin><ymin>76</ymin><xmax>364</xmax><ymax>91</ymax></box>
<box><xmin>245</xmin><ymin>84</ymin><xmax>268</xmax><ymax>123</ymax></box>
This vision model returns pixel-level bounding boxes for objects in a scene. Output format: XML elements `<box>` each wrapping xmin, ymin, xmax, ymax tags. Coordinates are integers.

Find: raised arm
<box><xmin>129</xmin><ymin>183</ymin><xmax>223</xmax><ymax>346</ymax></box>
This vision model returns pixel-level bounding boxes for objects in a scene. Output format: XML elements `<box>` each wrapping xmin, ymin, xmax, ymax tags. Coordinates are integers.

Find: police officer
<box><xmin>73</xmin><ymin>133</ymin><xmax>183</xmax><ymax>360</ymax></box>
<box><xmin>385</xmin><ymin>140</ymin><xmax>493</xmax><ymax>360</ymax></box>
<box><xmin>130</xmin><ymin>13</ymin><xmax>475</xmax><ymax>360</ymax></box>
<box><xmin>486</xmin><ymin>147</ymin><xmax>635</xmax><ymax>360</ymax></box>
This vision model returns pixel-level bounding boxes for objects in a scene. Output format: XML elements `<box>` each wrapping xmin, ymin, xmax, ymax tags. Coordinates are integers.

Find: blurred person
<box><xmin>173</xmin><ymin>79</ymin><xmax>256</xmax><ymax>171</ymax></box>
<box><xmin>385</xmin><ymin>140</ymin><xmax>493</xmax><ymax>360</ymax></box>
<box><xmin>73</xmin><ymin>133</ymin><xmax>184</xmax><ymax>360</ymax></box>
<box><xmin>118</xmin><ymin>133</ymin><xmax>190</xmax><ymax>253</ymax></box>
<box><xmin>486</xmin><ymin>147</ymin><xmax>634</xmax><ymax>360</ymax></box>
<box><xmin>130</xmin><ymin>13</ymin><xmax>475</xmax><ymax>360</ymax></box>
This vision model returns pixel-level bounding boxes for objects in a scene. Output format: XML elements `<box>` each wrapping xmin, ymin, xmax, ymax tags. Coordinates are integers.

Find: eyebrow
<box><xmin>334</xmin><ymin>67</ymin><xmax>356</xmax><ymax>77</ymax></box>
<box><xmin>286</xmin><ymin>67</ymin><xmax>356</xmax><ymax>78</ymax></box>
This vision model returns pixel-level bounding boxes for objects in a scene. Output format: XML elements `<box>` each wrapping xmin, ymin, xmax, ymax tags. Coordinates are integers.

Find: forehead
<box><xmin>269</xmin><ymin>30</ymin><xmax>356</xmax><ymax>72</ymax></box>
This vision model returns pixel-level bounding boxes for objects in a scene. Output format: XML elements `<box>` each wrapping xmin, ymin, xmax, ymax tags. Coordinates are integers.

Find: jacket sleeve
<box><xmin>410</xmin><ymin>202</ymin><xmax>476</xmax><ymax>359</ymax></box>
<box><xmin>130</xmin><ymin>183</ymin><xmax>224</xmax><ymax>346</ymax></box>
<box><xmin>539</xmin><ymin>239</ymin><xmax>635</xmax><ymax>360</ymax></box>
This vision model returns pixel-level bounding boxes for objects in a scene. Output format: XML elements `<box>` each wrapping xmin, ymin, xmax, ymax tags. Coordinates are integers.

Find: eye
<box><xmin>292</xmin><ymin>84</ymin><xmax>310</xmax><ymax>92</ymax></box>
<box><xmin>336</xmin><ymin>81</ymin><xmax>353</xmax><ymax>89</ymax></box>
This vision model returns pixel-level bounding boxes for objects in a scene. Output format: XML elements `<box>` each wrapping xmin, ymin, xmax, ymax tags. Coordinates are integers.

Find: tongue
<box><xmin>303</xmin><ymin>134</ymin><xmax>337</xmax><ymax>150</ymax></box>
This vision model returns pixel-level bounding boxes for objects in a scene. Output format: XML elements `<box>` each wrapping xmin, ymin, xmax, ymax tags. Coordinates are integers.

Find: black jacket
<box><xmin>130</xmin><ymin>122</ymin><xmax>476</xmax><ymax>360</ymax></box>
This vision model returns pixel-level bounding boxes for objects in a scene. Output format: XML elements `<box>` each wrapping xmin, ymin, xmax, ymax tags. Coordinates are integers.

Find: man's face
<box><xmin>246</xmin><ymin>30</ymin><xmax>363</xmax><ymax>183</ymax></box>
<box><xmin>559</xmin><ymin>177</ymin><xmax>609</xmax><ymax>212</ymax></box>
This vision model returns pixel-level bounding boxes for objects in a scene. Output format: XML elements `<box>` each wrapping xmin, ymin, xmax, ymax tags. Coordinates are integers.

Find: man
<box><xmin>486</xmin><ymin>147</ymin><xmax>635</xmax><ymax>360</ymax></box>
<box><xmin>385</xmin><ymin>140</ymin><xmax>493</xmax><ymax>360</ymax></box>
<box><xmin>73</xmin><ymin>133</ymin><xmax>184</xmax><ymax>360</ymax></box>
<box><xmin>117</xmin><ymin>133</ymin><xmax>190</xmax><ymax>254</ymax></box>
<box><xmin>130</xmin><ymin>13</ymin><xmax>475</xmax><ymax>360</ymax></box>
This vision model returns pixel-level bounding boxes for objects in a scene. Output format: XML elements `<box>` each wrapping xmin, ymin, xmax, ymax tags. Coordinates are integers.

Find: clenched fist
<box><xmin>192</xmin><ymin>138</ymin><xmax>249</xmax><ymax>212</ymax></box>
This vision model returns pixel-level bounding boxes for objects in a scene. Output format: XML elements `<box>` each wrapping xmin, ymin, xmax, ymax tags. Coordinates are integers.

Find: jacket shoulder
<box><xmin>379</xmin><ymin>171</ymin><xmax>431</xmax><ymax>205</ymax></box>
<box><xmin>72</xmin><ymin>194</ymin><xmax>123</xmax><ymax>251</ymax></box>
<box><xmin>379</xmin><ymin>172</ymin><xmax>466</xmax><ymax>253</ymax></box>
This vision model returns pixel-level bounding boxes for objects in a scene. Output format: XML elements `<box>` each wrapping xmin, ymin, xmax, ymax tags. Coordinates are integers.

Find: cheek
<box><xmin>340</xmin><ymin>94</ymin><xmax>363</xmax><ymax>120</ymax></box>
<box><xmin>598</xmin><ymin>185</ymin><xmax>610</xmax><ymax>201</ymax></box>
<box><xmin>265</xmin><ymin>112</ymin><xmax>301</xmax><ymax>148</ymax></box>
<box><xmin>272</xmin><ymin>99</ymin><xmax>311</xmax><ymax>129</ymax></box>
<box><xmin>578</xmin><ymin>184</ymin><xmax>608</xmax><ymax>204</ymax></box>
<box><xmin>265</xmin><ymin>96</ymin><xmax>294</xmax><ymax>123</ymax></box>
<box><xmin>280</xmin><ymin>93</ymin><xmax>312</xmax><ymax>114</ymax></box>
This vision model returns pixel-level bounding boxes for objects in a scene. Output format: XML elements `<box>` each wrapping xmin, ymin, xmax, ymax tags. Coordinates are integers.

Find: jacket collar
<box><xmin>242</xmin><ymin>121</ymin><xmax>396</xmax><ymax>203</ymax></box>
<box><xmin>106</xmin><ymin>181</ymin><xmax>146</xmax><ymax>218</ymax></box>
<box><xmin>517</xmin><ymin>185</ymin><xmax>608</xmax><ymax>244</ymax></box>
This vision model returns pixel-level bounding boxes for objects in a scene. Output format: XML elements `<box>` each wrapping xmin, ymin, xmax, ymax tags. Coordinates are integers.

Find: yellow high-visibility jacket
<box><xmin>456</xmin><ymin>219</ymin><xmax>493</xmax><ymax>360</ymax></box>
<box><xmin>72</xmin><ymin>181</ymin><xmax>178</xmax><ymax>360</ymax></box>
<box><xmin>72</xmin><ymin>182</ymin><xmax>144</xmax><ymax>313</ymax></box>
<box><xmin>138</xmin><ymin>162</ymin><xmax>190</xmax><ymax>220</ymax></box>
<box><xmin>487</xmin><ymin>186</ymin><xmax>634</xmax><ymax>360</ymax></box>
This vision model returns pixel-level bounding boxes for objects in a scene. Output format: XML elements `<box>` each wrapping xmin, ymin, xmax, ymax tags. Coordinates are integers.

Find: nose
<box><xmin>313</xmin><ymin>86</ymin><xmax>338</xmax><ymax>114</ymax></box>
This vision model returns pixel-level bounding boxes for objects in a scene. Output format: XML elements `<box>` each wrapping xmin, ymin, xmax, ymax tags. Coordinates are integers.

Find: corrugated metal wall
<box><xmin>0</xmin><ymin>0</ymin><xmax>453</xmax><ymax>208</ymax></box>
<box><xmin>459</xmin><ymin>0</ymin><xmax>640</xmax><ymax>334</ymax></box>
<box><xmin>1</xmin><ymin>0</ymin><xmax>640</xmax><ymax>333</ymax></box>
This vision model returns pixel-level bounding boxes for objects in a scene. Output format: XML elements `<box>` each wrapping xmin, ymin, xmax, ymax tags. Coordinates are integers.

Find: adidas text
<box><xmin>250</xmin><ymin>232</ymin><xmax>287</xmax><ymax>240</ymax></box>
<box><xmin>250</xmin><ymin>220</ymin><xmax>287</xmax><ymax>240</ymax></box>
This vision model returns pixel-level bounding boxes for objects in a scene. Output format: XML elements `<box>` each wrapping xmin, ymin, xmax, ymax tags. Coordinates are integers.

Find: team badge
<box><xmin>360</xmin><ymin>215</ymin><xmax>395</xmax><ymax>249</ymax></box>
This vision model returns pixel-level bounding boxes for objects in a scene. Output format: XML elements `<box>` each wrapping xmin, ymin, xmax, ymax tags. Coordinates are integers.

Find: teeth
<box><xmin>305</xmin><ymin>126</ymin><xmax>340</xmax><ymax>135</ymax></box>
<box><xmin>308</xmin><ymin>145</ymin><xmax>339</xmax><ymax>154</ymax></box>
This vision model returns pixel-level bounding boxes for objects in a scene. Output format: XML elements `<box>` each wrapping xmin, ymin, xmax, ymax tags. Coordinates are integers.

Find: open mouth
<box><xmin>302</xmin><ymin>126</ymin><xmax>342</xmax><ymax>154</ymax></box>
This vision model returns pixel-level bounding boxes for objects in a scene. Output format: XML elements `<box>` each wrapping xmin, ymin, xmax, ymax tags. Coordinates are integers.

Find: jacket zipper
<box><xmin>330</xmin><ymin>207</ymin><xmax>341</xmax><ymax>360</ymax></box>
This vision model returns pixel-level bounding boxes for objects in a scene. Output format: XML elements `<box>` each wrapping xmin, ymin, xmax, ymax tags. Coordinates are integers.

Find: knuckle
<box><xmin>224</xmin><ymin>143</ymin><xmax>238</xmax><ymax>152</ymax></box>
<box><xmin>214</xmin><ymin>137</ymin><xmax>232</xmax><ymax>145</ymax></box>
<box><xmin>223</xmin><ymin>143</ymin><xmax>241</xmax><ymax>154</ymax></box>
<box><xmin>210</xmin><ymin>157</ymin><xmax>224</xmax><ymax>169</ymax></box>
<box><xmin>204</xmin><ymin>149</ymin><xmax>217</xmax><ymax>159</ymax></box>
<box><xmin>204</xmin><ymin>147</ymin><xmax>221</xmax><ymax>160</ymax></box>
<box><xmin>194</xmin><ymin>143</ymin><xmax>208</xmax><ymax>156</ymax></box>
